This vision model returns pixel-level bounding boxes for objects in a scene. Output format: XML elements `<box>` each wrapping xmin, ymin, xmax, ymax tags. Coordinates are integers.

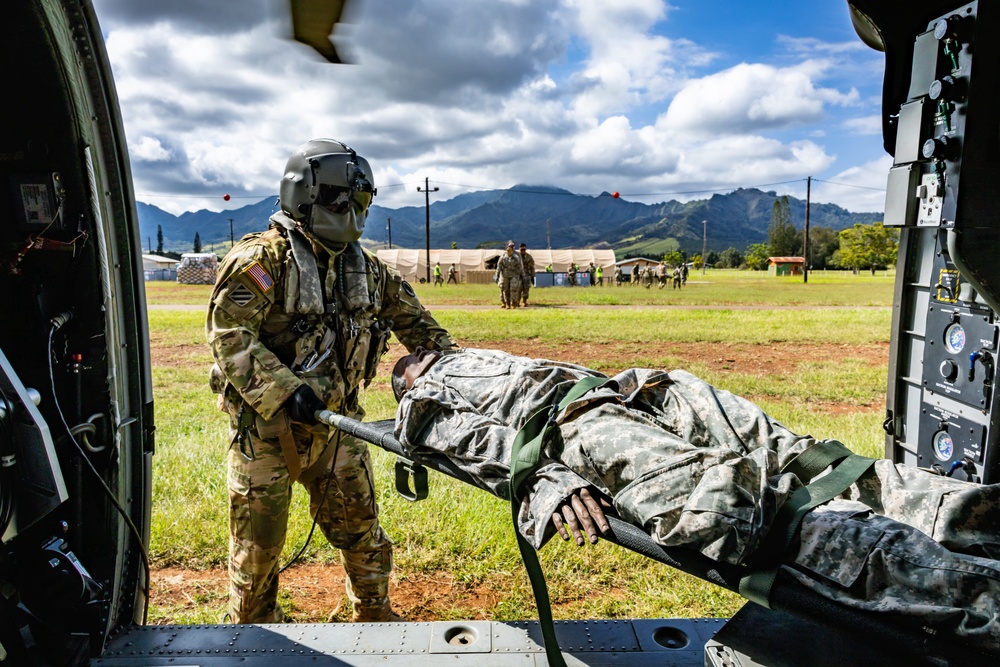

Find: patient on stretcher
<box><xmin>391</xmin><ymin>347</ymin><xmax>1000</xmax><ymax>646</ymax></box>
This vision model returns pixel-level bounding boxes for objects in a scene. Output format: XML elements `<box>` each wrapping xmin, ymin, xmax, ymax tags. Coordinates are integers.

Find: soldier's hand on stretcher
<box><xmin>552</xmin><ymin>488</ymin><xmax>612</xmax><ymax>546</ymax></box>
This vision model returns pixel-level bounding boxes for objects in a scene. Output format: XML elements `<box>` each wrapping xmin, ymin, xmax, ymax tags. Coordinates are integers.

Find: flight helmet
<box><xmin>279</xmin><ymin>138</ymin><xmax>376</xmax><ymax>243</ymax></box>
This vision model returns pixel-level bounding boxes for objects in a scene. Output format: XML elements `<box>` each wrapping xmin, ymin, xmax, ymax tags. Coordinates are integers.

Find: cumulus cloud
<box><xmin>662</xmin><ymin>61</ymin><xmax>859</xmax><ymax>136</ymax></box>
<box><xmin>130</xmin><ymin>136</ymin><xmax>173</xmax><ymax>162</ymax></box>
<box><xmin>91</xmin><ymin>0</ymin><xmax>885</xmax><ymax>215</ymax></box>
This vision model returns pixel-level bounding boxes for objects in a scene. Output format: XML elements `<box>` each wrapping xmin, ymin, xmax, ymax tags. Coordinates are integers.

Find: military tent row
<box><xmin>375</xmin><ymin>248</ymin><xmax>617</xmax><ymax>283</ymax></box>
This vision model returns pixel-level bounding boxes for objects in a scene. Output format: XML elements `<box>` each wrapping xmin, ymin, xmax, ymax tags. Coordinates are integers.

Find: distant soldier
<box><xmin>587</xmin><ymin>262</ymin><xmax>596</xmax><ymax>287</ymax></box>
<box><xmin>495</xmin><ymin>241</ymin><xmax>523</xmax><ymax>308</ymax></box>
<box><xmin>631</xmin><ymin>266</ymin><xmax>639</xmax><ymax>286</ymax></box>
<box><xmin>644</xmin><ymin>265</ymin><xmax>654</xmax><ymax>289</ymax></box>
<box><xmin>672</xmin><ymin>266</ymin><xmax>683</xmax><ymax>289</ymax></box>
<box><xmin>433</xmin><ymin>262</ymin><xmax>444</xmax><ymax>287</ymax></box>
<box><xmin>447</xmin><ymin>263</ymin><xmax>458</xmax><ymax>284</ymax></box>
<box><xmin>568</xmin><ymin>263</ymin><xmax>577</xmax><ymax>286</ymax></box>
<box><xmin>614</xmin><ymin>265</ymin><xmax>623</xmax><ymax>286</ymax></box>
<box><xmin>681</xmin><ymin>263</ymin><xmax>689</xmax><ymax>285</ymax></box>
<box><xmin>657</xmin><ymin>262</ymin><xmax>667</xmax><ymax>289</ymax></box>
<box><xmin>518</xmin><ymin>243</ymin><xmax>535</xmax><ymax>306</ymax></box>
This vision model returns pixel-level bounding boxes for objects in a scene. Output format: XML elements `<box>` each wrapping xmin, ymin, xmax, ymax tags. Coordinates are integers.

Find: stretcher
<box><xmin>320</xmin><ymin>411</ymin><xmax>1000</xmax><ymax>666</ymax></box>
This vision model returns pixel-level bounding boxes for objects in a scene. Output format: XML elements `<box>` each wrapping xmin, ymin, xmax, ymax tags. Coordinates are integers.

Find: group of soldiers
<box><xmin>495</xmin><ymin>241</ymin><xmax>535</xmax><ymax>308</ymax></box>
<box><xmin>627</xmin><ymin>261</ymin><xmax>687</xmax><ymax>289</ymax></box>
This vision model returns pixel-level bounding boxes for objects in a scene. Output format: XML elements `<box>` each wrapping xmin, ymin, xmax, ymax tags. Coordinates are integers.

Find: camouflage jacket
<box><xmin>495</xmin><ymin>253</ymin><xmax>523</xmax><ymax>281</ymax></box>
<box><xmin>208</xmin><ymin>212</ymin><xmax>456</xmax><ymax>423</ymax></box>
<box><xmin>394</xmin><ymin>348</ymin><xmax>818</xmax><ymax>555</ymax></box>
<box><xmin>520</xmin><ymin>252</ymin><xmax>535</xmax><ymax>278</ymax></box>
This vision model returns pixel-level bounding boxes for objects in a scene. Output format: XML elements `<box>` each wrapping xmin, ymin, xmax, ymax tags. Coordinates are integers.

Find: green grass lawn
<box><xmin>145</xmin><ymin>268</ymin><xmax>894</xmax><ymax>308</ymax></box>
<box><xmin>146</xmin><ymin>273</ymin><xmax>892</xmax><ymax>624</ymax></box>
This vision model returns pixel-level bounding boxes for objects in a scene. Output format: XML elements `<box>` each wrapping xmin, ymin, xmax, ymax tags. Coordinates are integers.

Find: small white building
<box><xmin>142</xmin><ymin>254</ymin><xmax>178</xmax><ymax>271</ymax></box>
<box><xmin>142</xmin><ymin>254</ymin><xmax>178</xmax><ymax>281</ymax></box>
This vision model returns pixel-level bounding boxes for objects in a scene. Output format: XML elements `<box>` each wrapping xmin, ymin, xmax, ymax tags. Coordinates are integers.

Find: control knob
<box><xmin>940</xmin><ymin>359</ymin><xmax>959</xmax><ymax>382</ymax></box>
<box><xmin>922</xmin><ymin>136</ymin><xmax>954</xmax><ymax>161</ymax></box>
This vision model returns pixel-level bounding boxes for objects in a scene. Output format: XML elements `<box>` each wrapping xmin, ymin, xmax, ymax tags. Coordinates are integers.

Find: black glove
<box><xmin>285</xmin><ymin>385</ymin><xmax>326</xmax><ymax>425</ymax></box>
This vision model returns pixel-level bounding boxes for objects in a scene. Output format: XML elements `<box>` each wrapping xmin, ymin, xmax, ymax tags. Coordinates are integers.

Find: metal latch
<box><xmin>394</xmin><ymin>456</ymin><xmax>428</xmax><ymax>502</ymax></box>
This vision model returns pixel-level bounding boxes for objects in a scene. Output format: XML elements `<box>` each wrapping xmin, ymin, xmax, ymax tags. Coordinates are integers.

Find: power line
<box><xmin>811</xmin><ymin>178</ymin><xmax>887</xmax><ymax>192</ymax></box>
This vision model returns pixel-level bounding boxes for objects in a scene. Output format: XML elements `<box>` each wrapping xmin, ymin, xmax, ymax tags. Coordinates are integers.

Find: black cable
<box><xmin>279</xmin><ymin>430</ymin><xmax>342</xmax><ymax>574</ymax></box>
<box><xmin>47</xmin><ymin>326</ymin><xmax>151</xmax><ymax>625</ymax></box>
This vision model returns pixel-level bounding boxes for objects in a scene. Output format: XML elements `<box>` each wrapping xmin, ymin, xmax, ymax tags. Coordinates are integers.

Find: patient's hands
<box><xmin>552</xmin><ymin>487</ymin><xmax>612</xmax><ymax>546</ymax></box>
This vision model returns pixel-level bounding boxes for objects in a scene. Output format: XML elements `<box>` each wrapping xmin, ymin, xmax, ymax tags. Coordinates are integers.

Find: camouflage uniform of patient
<box><xmin>207</xmin><ymin>210</ymin><xmax>455</xmax><ymax>623</ymax></box>
<box><xmin>395</xmin><ymin>348</ymin><xmax>1000</xmax><ymax>646</ymax></box>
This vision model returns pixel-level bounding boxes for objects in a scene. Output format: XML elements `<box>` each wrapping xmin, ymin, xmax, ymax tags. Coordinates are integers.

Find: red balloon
<box><xmin>223</xmin><ymin>194</ymin><xmax>231</xmax><ymax>201</ymax></box>
<box><xmin>612</xmin><ymin>191</ymin><xmax>620</xmax><ymax>199</ymax></box>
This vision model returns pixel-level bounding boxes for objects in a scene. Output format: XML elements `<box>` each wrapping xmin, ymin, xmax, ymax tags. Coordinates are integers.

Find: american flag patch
<box><xmin>244</xmin><ymin>261</ymin><xmax>273</xmax><ymax>292</ymax></box>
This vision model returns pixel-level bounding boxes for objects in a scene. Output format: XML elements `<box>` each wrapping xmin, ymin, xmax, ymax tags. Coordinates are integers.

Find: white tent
<box><xmin>376</xmin><ymin>248</ymin><xmax>616</xmax><ymax>282</ymax></box>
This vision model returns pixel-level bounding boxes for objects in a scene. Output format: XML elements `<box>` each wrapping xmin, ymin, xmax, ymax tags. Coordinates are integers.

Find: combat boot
<box><xmin>352</xmin><ymin>602</ymin><xmax>405</xmax><ymax>622</ymax></box>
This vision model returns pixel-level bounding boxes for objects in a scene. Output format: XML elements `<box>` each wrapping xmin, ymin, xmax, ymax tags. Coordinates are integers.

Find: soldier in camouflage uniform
<box><xmin>517</xmin><ymin>243</ymin><xmax>535</xmax><ymax>307</ymax></box>
<box><xmin>392</xmin><ymin>348</ymin><xmax>1000</xmax><ymax>647</ymax></box>
<box><xmin>656</xmin><ymin>262</ymin><xmax>667</xmax><ymax>289</ymax></box>
<box><xmin>207</xmin><ymin>139</ymin><xmax>456</xmax><ymax>624</ymax></box>
<box><xmin>495</xmin><ymin>242</ymin><xmax>523</xmax><ymax>309</ymax></box>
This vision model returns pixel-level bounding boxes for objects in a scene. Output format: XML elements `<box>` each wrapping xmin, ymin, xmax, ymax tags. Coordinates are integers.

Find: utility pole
<box><xmin>228</xmin><ymin>218</ymin><xmax>234</xmax><ymax>247</ymax></box>
<box><xmin>147</xmin><ymin>237</ymin><xmax>151</xmax><ymax>254</ymax></box>
<box><xmin>417</xmin><ymin>177</ymin><xmax>439</xmax><ymax>283</ymax></box>
<box><xmin>803</xmin><ymin>176</ymin><xmax>811</xmax><ymax>284</ymax></box>
<box><xmin>546</xmin><ymin>220</ymin><xmax>551</xmax><ymax>250</ymax></box>
<box><xmin>387</xmin><ymin>217</ymin><xmax>392</xmax><ymax>249</ymax></box>
<box><xmin>701</xmin><ymin>219</ymin><xmax>707</xmax><ymax>276</ymax></box>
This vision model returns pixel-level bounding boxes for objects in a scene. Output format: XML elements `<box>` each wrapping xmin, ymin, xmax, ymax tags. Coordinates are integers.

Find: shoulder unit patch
<box><xmin>228</xmin><ymin>283</ymin><xmax>256</xmax><ymax>307</ymax></box>
<box><xmin>244</xmin><ymin>261</ymin><xmax>274</xmax><ymax>292</ymax></box>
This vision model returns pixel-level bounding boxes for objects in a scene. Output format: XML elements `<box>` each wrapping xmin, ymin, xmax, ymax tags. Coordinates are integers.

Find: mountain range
<box><xmin>138</xmin><ymin>186</ymin><xmax>883</xmax><ymax>258</ymax></box>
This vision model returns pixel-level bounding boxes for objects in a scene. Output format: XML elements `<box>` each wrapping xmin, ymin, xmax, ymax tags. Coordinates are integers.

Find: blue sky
<box><xmin>91</xmin><ymin>0</ymin><xmax>892</xmax><ymax>216</ymax></box>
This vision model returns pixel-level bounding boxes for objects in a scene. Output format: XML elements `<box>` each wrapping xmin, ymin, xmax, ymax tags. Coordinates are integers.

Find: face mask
<box><xmin>307</xmin><ymin>198</ymin><xmax>366</xmax><ymax>243</ymax></box>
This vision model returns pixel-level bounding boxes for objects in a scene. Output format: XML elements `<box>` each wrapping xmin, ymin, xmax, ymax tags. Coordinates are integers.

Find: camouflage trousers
<box><xmin>227</xmin><ymin>418</ymin><xmax>392</xmax><ymax>623</ymax></box>
<box><xmin>519</xmin><ymin>279</ymin><xmax>531</xmax><ymax>304</ymax></box>
<box><xmin>500</xmin><ymin>276</ymin><xmax>521</xmax><ymax>307</ymax></box>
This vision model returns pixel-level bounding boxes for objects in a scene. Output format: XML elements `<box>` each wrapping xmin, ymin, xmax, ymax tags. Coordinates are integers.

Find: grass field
<box><xmin>145</xmin><ymin>271</ymin><xmax>893</xmax><ymax>624</ymax></box>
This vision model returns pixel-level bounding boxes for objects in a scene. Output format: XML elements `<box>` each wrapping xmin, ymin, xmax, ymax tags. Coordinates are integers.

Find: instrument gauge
<box><xmin>933</xmin><ymin>430</ymin><xmax>955</xmax><ymax>462</ymax></box>
<box><xmin>944</xmin><ymin>322</ymin><xmax>966</xmax><ymax>355</ymax></box>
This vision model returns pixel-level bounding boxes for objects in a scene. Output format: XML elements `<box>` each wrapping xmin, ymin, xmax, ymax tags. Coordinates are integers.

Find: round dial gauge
<box><xmin>944</xmin><ymin>323</ymin><xmax>966</xmax><ymax>355</ymax></box>
<box><xmin>933</xmin><ymin>430</ymin><xmax>955</xmax><ymax>462</ymax></box>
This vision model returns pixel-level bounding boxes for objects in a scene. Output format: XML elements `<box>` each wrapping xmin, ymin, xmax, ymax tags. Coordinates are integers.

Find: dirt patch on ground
<box><xmin>378</xmin><ymin>340</ymin><xmax>887</xmax><ymax>379</ymax></box>
<box><xmin>151</xmin><ymin>565</ymin><xmax>511</xmax><ymax>623</ymax></box>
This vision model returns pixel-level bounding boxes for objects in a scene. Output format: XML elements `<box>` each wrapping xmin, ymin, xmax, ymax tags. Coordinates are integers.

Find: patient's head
<box><xmin>392</xmin><ymin>347</ymin><xmax>443</xmax><ymax>401</ymax></box>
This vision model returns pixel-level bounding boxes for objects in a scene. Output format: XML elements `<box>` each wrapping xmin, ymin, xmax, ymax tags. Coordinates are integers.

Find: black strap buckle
<box><xmin>394</xmin><ymin>456</ymin><xmax>428</xmax><ymax>502</ymax></box>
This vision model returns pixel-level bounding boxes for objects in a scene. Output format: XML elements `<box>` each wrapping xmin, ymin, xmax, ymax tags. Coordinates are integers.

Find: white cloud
<box><xmin>130</xmin><ymin>136</ymin><xmax>172</xmax><ymax>162</ymax></box>
<box><xmin>811</xmin><ymin>156</ymin><xmax>892</xmax><ymax>213</ymax></box>
<box><xmin>92</xmin><ymin>0</ymin><xmax>887</xmax><ymax>215</ymax></box>
<box><xmin>662</xmin><ymin>61</ymin><xmax>859</xmax><ymax>136</ymax></box>
<box><xmin>842</xmin><ymin>115</ymin><xmax>883</xmax><ymax>135</ymax></box>
<box><xmin>776</xmin><ymin>35</ymin><xmax>868</xmax><ymax>55</ymax></box>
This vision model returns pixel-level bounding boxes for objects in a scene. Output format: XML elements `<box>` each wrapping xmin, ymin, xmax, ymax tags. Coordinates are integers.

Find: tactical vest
<box><xmin>267</xmin><ymin>213</ymin><xmax>391</xmax><ymax>408</ymax></box>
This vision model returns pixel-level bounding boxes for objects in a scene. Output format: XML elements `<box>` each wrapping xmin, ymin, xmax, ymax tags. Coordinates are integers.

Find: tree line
<box><xmin>638</xmin><ymin>196</ymin><xmax>900</xmax><ymax>273</ymax></box>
